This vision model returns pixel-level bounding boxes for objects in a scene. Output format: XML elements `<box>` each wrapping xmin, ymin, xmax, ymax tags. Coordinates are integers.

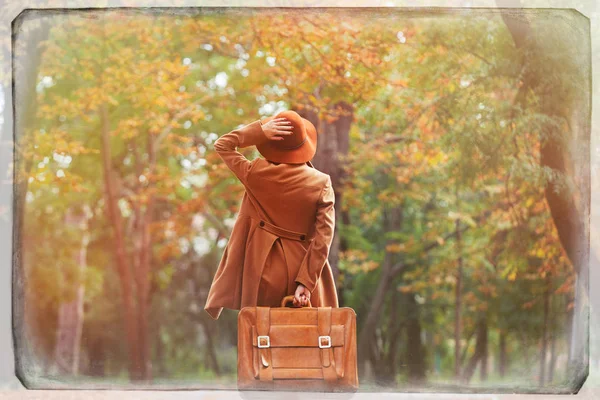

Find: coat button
<box><xmin>260</xmin><ymin>221</ymin><xmax>265</xmax><ymax>227</ymax></box>
<box><xmin>300</xmin><ymin>235</ymin><xmax>306</xmax><ymax>240</ymax></box>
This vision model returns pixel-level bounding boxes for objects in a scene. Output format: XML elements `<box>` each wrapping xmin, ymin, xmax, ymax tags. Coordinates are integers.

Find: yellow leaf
<box><xmin>398</xmin><ymin>285</ymin><xmax>413</xmax><ymax>293</ymax></box>
<box><xmin>386</xmin><ymin>243</ymin><xmax>405</xmax><ymax>253</ymax></box>
<box><xmin>361</xmin><ymin>260</ymin><xmax>379</xmax><ymax>272</ymax></box>
<box><xmin>107</xmin><ymin>95</ymin><xmax>119</xmax><ymax>106</ymax></box>
<box><xmin>507</xmin><ymin>270</ymin><xmax>517</xmax><ymax>281</ymax></box>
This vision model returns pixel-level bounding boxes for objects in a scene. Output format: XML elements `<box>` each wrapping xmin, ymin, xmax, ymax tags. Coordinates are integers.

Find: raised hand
<box><xmin>261</xmin><ymin>117</ymin><xmax>294</xmax><ymax>141</ymax></box>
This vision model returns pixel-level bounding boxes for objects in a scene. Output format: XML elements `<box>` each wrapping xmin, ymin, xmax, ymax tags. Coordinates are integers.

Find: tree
<box><xmin>495</xmin><ymin>2</ymin><xmax>590</xmax><ymax>388</ymax></box>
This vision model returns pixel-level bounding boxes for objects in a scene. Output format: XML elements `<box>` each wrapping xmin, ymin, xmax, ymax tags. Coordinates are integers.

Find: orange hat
<box><xmin>256</xmin><ymin>110</ymin><xmax>317</xmax><ymax>164</ymax></box>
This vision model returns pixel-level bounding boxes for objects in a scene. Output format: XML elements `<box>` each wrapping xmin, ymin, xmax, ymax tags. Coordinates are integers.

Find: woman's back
<box><xmin>248</xmin><ymin>159</ymin><xmax>329</xmax><ymax>236</ymax></box>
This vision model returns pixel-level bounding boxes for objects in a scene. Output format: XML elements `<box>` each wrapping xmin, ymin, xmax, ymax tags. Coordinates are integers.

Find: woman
<box><xmin>204</xmin><ymin>110</ymin><xmax>339</xmax><ymax>320</ymax></box>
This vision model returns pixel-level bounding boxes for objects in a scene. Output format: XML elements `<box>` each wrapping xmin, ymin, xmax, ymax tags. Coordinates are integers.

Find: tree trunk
<box><xmin>568</xmin><ymin>270</ymin><xmax>589</xmax><ymax>384</ymax></box>
<box><xmin>357</xmin><ymin>266</ymin><xmax>392</xmax><ymax>380</ymax></box>
<box><xmin>383</xmin><ymin>287</ymin><xmax>403</xmax><ymax>384</ymax></box>
<box><xmin>462</xmin><ymin>316</ymin><xmax>487</xmax><ymax>384</ymax></box>
<box><xmin>355</xmin><ymin>206</ymin><xmax>402</xmax><ymax>380</ymax></box>
<box><xmin>454</xmin><ymin>218</ymin><xmax>463</xmax><ymax>380</ymax></box>
<box><xmin>338</xmin><ymin>208</ymin><xmax>352</xmax><ymax>308</ymax></box>
<box><xmin>480</xmin><ymin>317</ymin><xmax>488</xmax><ymax>381</ymax></box>
<box><xmin>53</xmin><ymin>206</ymin><xmax>91</xmax><ymax>375</ymax></box>
<box><xmin>367</xmin><ymin>328</ymin><xmax>382</xmax><ymax>380</ymax></box>
<box><xmin>548</xmin><ymin>321</ymin><xmax>557</xmax><ymax>383</ymax></box>
<box><xmin>100</xmin><ymin>102</ymin><xmax>143</xmax><ymax>381</ymax></box>
<box><xmin>132</xmin><ymin>133</ymin><xmax>156</xmax><ymax>382</ymax></box>
<box><xmin>499</xmin><ymin>330</ymin><xmax>507</xmax><ymax>377</ymax></box>
<box><xmin>155</xmin><ymin>329</ymin><xmax>166</xmax><ymax>378</ymax></box>
<box><xmin>405</xmin><ymin>293</ymin><xmax>426</xmax><ymax>385</ymax></box>
<box><xmin>496</xmin><ymin>1</ymin><xmax>590</xmax><ymax>385</ymax></box>
<box><xmin>540</xmin><ymin>275</ymin><xmax>551</xmax><ymax>386</ymax></box>
<box><xmin>522</xmin><ymin>331</ymin><xmax>530</xmax><ymax>368</ymax></box>
<box><xmin>200</xmin><ymin>318</ymin><xmax>221</xmax><ymax>376</ymax></box>
<box><xmin>88</xmin><ymin>336</ymin><xmax>106</xmax><ymax>377</ymax></box>
<box><xmin>460</xmin><ymin>327</ymin><xmax>476</xmax><ymax>367</ymax></box>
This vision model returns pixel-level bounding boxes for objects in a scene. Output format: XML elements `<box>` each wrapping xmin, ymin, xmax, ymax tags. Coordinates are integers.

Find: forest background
<box><xmin>6</xmin><ymin>6</ymin><xmax>591</xmax><ymax>393</ymax></box>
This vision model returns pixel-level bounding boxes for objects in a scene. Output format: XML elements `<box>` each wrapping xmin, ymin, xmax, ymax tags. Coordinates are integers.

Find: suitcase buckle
<box><xmin>318</xmin><ymin>335</ymin><xmax>331</xmax><ymax>348</ymax></box>
<box><xmin>257</xmin><ymin>335</ymin><xmax>270</xmax><ymax>348</ymax></box>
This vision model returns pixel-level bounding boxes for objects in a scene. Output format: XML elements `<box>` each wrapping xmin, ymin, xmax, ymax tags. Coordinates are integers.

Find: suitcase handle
<box><xmin>281</xmin><ymin>294</ymin><xmax>312</xmax><ymax>308</ymax></box>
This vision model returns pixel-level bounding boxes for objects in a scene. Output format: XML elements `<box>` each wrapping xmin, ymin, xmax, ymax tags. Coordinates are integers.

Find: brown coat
<box><xmin>204</xmin><ymin>119</ymin><xmax>339</xmax><ymax>320</ymax></box>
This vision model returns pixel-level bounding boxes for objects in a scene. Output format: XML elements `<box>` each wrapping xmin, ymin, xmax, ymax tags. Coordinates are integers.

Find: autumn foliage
<box><xmin>12</xmin><ymin>8</ymin><xmax>588</xmax><ymax>392</ymax></box>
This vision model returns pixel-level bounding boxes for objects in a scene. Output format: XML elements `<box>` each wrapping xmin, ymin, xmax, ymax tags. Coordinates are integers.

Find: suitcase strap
<box><xmin>317</xmin><ymin>306</ymin><xmax>338</xmax><ymax>383</ymax></box>
<box><xmin>256</xmin><ymin>307</ymin><xmax>274</xmax><ymax>383</ymax></box>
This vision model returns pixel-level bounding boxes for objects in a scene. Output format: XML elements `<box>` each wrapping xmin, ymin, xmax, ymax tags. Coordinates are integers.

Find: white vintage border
<box><xmin>0</xmin><ymin>1</ymin><xmax>597</xmax><ymax>399</ymax></box>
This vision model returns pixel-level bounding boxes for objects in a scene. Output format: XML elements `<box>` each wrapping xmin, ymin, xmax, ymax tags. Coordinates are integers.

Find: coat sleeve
<box><xmin>294</xmin><ymin>177</ymin><xmax>335</xmax><ymax>293</ymax></box>
<box><xmin>213</xmin><ymin>119</ymin><xmax>270</xmax><ymax>186</ymax></box>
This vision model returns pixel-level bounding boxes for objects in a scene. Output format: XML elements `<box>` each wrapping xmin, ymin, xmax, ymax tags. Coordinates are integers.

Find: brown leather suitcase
<box><xmin>237</xmin><ymin>295</ymin><xmax>359</xmax><ymax>392</ymax></box>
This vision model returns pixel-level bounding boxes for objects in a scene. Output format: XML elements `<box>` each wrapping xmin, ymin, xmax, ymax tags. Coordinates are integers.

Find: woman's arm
<box><xmin>294</xmin><ymin>176</ymin><xmax>335</xmax><ymax>293</ymax></box>
<box><xmin>213</xmin><ymin>120</ymin><xmax>270</xmax><ymax>186</ymax></box>
<box><xmin>214</xmin><ymin>118</ymin><xmax>293</xmax><ymax>186</ymax></box>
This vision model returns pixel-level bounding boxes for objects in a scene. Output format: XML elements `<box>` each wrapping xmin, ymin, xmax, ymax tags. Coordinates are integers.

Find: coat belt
<box><xmin>254</xmin><ymin>217</ymin><xmax>311</xmax><ymax>242</ymax></box>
